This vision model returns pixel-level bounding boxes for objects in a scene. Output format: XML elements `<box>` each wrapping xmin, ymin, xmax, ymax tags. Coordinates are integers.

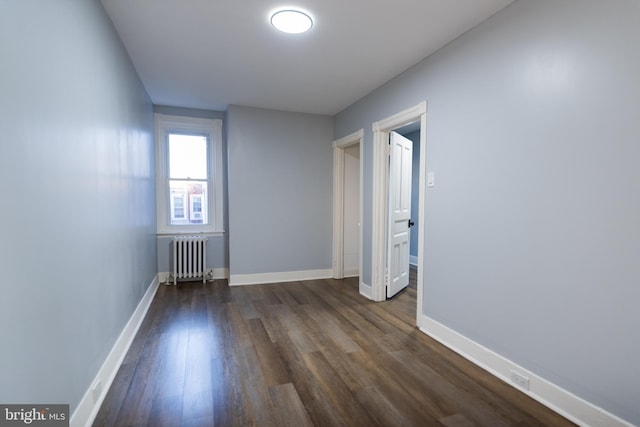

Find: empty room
<box><xmin>1</xmin><ymin>0</ymin><xmax>638</xmax><ymax>426</ymax></box>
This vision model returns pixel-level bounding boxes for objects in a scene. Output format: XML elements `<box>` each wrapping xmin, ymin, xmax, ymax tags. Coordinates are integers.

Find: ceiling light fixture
<box><xmin>270</xmin><ymin>9</ymin><xmax>313</xmax><ymax>34</ymax></box>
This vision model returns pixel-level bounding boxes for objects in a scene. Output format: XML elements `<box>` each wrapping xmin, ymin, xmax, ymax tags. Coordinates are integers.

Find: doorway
<box><xmin>343</xmin><ymin>143</ymin><xmax>360</xmax><ymax>278</ymax></box>
<box><xmin>332</xmin><ymin>129</ymin><xmax>364</xmax><ymax>292</ymax></box>
<box><xmin>372</xmin><ymin>102</ymin><xmax>427</xmax><ymax>327</ymax></box>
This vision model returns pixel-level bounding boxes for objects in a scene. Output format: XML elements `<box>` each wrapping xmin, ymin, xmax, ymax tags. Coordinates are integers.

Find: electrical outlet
<box><xmin>510</xmin><ymin>371</ymin><xmax>530</xmax><ymax>390</ymax></box>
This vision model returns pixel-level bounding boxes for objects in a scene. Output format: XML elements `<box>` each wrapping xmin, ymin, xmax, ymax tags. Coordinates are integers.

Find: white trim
<box><xmin>158</xmin><ymin>271</ymin><xmax>172</xmax><ymax>284</ymax></box>
<box><xmin>332</xmin><ymin>129</ymin><xmax>364</xmax><ymax>289</ymax></box>
<box><xmin>371</xmin><ymin>101</ymin><xmax>428</xmax><ymax>303</ymax></box>
<box><xmin>208</xmin><ymin>267</ymin><xmax>229</xmax><ymax>280</ymax></box>
<box><xmin>419</xmin><ymin>316</ymin><xmax>634</xmax><ymax>427</ymax></box>
<box><xmin>229</xmin><ymin>269</ymin><xmax>332</xmax><ymax>286</ymax></box>
<box><xmin>373</xmin><ymin>102</ymin><xmax>427</xmax><ymax>133</ymax></box>
<box><xmin>334</xmin><ymin>129</ymin><xmax>364</xmax><ymax>148</ymax></box>
<box><xmin>359</xmin><ymin>280</ymin><xmax>372</xmax><ymax>299</ymax></box>
<box><xmin>155</xmin><ymin>114</ymin><xmax>224</xmax><ymax>234</ymax></box>
<box><xmin>70</xmin><ymin>275</ymin><xmax>160</xmax><ymax>427</ymax></box>
<box><xmin>333</xmin><ymin>143</ymin><xmax>345</xmax><ymax>279</ymax></box>
<box><xmin>415</xmin><ymin>111</ymin><xmax>427</xmax><ymax>326</ymax></box>
<box><xmin>343</xmin><ymin>268</ymin><xmax>359</xmax><ymax>278</ymax></box>
<box><xmin>358</xmin><ymin>138</ymin><xmax>364</xmax><ymax>292</ymax></box>
<box><xmin>409</xmin><ymin>255</ymin><xmax>419</xmax><ymax>266</ymax></box>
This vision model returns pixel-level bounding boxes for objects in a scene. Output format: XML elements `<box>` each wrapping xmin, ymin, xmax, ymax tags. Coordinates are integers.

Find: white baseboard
<box><xmin>70</xmin><ymin>275</ymin><xmax>160</xmax><ymax>427</ymax></box>
<box><xmin>158</xmin><ymin>268</ymin><xmax>228</xmax><ymax>285</ymax></box>
<box><xmin>359</xmin><ymin>280</ymin><xmax>372</xmax><ymax>299</ymax></box>
<box><xmin>207</xmin><ymin>267</ymin><xmax>228</xmax><ymax>280</ymax></box>
<box><xmin>229</xmin><ymin>269</ymin><xmax>332</xmax><ymax>286</ymax></box>
<box><xmin>158</xmin><ymin>271</ymin><xmax>171</xmax><ymax>284</ymax></box>
<box><xmin>419</xmin><ymin>315</ymin><xmax>633</xmax><ymax>427</ymax></box>
<box><xmin>343</xmin><ymin>267</ymin><xmax>359</xmax><ymax>278</ymax></box>
<box><xmin>409</xmin><ymin>255</ymin><xmax>418</xmax><ymax>266</ymax></box>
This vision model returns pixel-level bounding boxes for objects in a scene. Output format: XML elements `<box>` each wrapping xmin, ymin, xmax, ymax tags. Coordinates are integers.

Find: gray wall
<box><xmin>153</xmin><ymin>106</ymin><xmax>229</xmax><ymax>272</ymax></box>
<box><xmin>0</xmin><ymin>0</ymin><xmax>156</xmax><ymax>413</ymax></box>
<box><xmin>335</xmin><ymin>0</ymin><xmax>640</xmax><ymax>424</ymax></box>
<box><xmin>227</xmin><ymin>106</ymin><xmax>333</xmax><ymax>276</ymax></box>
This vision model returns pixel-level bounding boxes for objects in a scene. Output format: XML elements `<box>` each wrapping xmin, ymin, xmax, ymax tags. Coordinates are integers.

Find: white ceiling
<box><xmin>101</xmin><ymin>0</ymin><xmax>513</xmax><ymax>115</ymax></box>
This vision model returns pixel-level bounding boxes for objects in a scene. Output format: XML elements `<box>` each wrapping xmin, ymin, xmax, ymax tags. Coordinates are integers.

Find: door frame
<box><xmin>332</xmin><ymin>129</ymin><xmax>364</xmax><ymax>288</ymax></box>
<box><xmin>372</xmin><ymin>101</ymin><xmax>427</xmax><ymax>326</ymax></box>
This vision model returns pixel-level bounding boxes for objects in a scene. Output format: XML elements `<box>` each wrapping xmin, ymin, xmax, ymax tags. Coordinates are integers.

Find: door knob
<box><xmin>408</xmin><ymin>219</ymin><xmax>415</xmax><ymax>228</ymax></box>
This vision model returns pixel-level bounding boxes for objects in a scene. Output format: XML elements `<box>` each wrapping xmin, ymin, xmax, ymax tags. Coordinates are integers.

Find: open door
<box><xmin>387</xmin><ymin>131</ymin><xmax>413</xmax><ymax>298</ymax></box>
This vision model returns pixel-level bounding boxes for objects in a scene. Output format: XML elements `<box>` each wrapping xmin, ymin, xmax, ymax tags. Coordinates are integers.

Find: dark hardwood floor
<box><xmin>93</xmin><ymin>270</ymin><xmax>574</xmax><ymax>427</ymax></box>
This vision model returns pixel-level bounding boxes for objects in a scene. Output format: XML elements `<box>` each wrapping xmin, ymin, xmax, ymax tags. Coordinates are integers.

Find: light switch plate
<box><xmin>427</xmin><ymin>171</ymin><xmax>435</xmax><ymax>187</ymax></box>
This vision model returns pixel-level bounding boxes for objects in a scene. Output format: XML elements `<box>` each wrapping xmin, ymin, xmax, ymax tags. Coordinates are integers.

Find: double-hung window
<box><xmin>155</xmin><ymin>114</ymin><xmax>223</xmax><ymax>234</ymax></box>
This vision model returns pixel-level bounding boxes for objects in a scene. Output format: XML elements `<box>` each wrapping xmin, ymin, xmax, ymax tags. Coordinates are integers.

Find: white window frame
<box><xmin>155</xmin><ymin>114</ymin><xmax>224</xmax><ymax>235</ymax></box>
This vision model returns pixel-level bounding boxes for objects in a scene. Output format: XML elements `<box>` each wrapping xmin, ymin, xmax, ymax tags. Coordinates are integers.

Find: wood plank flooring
<box><xmin>93</xmin><ymin>272</ymin><xmax>575</xmax><ymax>427</ymax></box>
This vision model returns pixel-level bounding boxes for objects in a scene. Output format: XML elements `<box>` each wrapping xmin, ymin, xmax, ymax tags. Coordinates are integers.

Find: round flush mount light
<box><xmin>270</xmin><ymin>9</ymin><xmax>313</xmax><ymax>34</ymax></box>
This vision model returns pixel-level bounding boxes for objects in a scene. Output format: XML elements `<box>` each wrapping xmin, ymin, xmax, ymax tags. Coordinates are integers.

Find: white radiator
<box><xmin>173</xmin><ymin>236</ymin><xmax>207</xmax><ymax>285</ymax></box>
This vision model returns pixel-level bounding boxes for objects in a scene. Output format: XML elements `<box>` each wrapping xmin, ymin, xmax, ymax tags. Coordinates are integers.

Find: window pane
<box><xmin>169</xmin><ymin>180</ymin><xmax>208</xmax><ymax>225</ymax></box>
<box><xmin>169</xmin><ymin>134</ymin><xmax>207</xmax><ymax>179</ymax></box>
<box><xmin>173</xmin><ymin>196</ymin><xmax>185</xmax><ymax>218</ymax></box>
<box><xmin>190</xmin><ymin>195</ymin><xmax>203</xmax><ymax>221</ymax></box>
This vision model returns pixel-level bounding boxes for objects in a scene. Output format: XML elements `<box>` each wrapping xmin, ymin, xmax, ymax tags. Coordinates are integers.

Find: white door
<box><xmin>387</xmin><ymin>131</ymin><xmax>413</xmax><ymax>298</ymax></box>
